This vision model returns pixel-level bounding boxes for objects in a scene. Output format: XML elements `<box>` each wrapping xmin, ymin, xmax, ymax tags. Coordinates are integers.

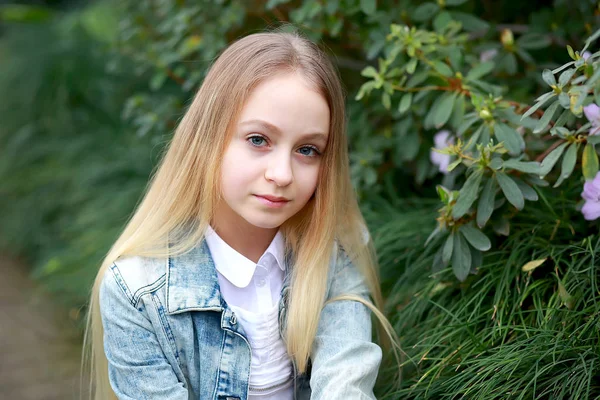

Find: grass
<box><xmin>369</xmin><ymin>183</ymin><xmax>600</xmax><ymax>399</ymax></box>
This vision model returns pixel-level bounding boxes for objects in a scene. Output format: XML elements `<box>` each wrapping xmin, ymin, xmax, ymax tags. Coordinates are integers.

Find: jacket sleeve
<box><xmin>99</xmin><ymin>267</ymin><xmax>189</xmax><ymax>400</ymax></box>
<box><xmin>309</xmin><ymin>248</ymin><xmax>382</xmax><ymax>399</ymax></box>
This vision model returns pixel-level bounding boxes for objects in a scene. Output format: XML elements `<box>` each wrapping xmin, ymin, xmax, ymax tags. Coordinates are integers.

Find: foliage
<box><xmin>0</xmin><ymin>3</ymin><xmax>154</xmax><ymax>309</ymax></box>
<box><xmin>358</xmin><ymin>12</ymin><xmax>600</xmax><ymax>281</ymax></box>
<box><xmin>2</xmin><ymin>0</ymin><xmax>600</xmax><ymax>397</ymax></box>
<box><xmin>367</xmin><ymin>188</ymin><xmax>600</xmax><ymax>398</ymax></box>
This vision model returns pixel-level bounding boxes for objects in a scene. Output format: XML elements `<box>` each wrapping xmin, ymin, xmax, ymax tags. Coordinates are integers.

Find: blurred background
<box><xmin>1</xmin><ymin>0</ymin><xmax>600</xmax><ymax>398</ymax></box>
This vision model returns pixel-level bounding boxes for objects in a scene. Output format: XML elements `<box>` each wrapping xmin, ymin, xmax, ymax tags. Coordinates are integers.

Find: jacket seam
<box><xmin>151</xmin><ymin>293</ymin><xmax>180</xmax><ymax>363</ymax></box>
<box><xmin>131</xmin><ymin>274</ymin><xmax>167</xmax><ymax>308</ymax></box>
<box><xmin>109</xmin><ymin>263</ymin><xmax>136</xmax><ymax>307</ymax></box>
<box><xmin>212</xmin><ymin>325</ymin><xmax>227</xmax><ymax>400</ymax></box>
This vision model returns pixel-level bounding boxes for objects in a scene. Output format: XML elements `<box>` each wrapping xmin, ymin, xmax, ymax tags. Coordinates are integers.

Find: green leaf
<box><xmin>446</xmin><ymin>158</ymin><xmax>462</xmax><ymax>172</ymax></box>
<box><xmin>442</xmin><ymin>232</ymin><xmax>454</xmax><ymax>265</ymax></box>
<box><xmin>494</xmin><ymin>123</ymin><xmax>524</xmax><ymax>156</ymax></box>
<box><xmin>501</xmin><ymin>52</ymin><xmax>518</xmax><ymax>75</ymax></box>
<box><xmin>413</xmin><ymin>2</ymin><xmax>439</xmax><ymax>21</ymax></box>
<box><xmin>361</xmin><ymin>66</ymin><xmax>378</xmax><ymax>78</ymax></box>
<box><xmin>457</xmin><ymin>114</ymin><xmax>479</xmax><ymax>136</ymax></box>
<box><xmin>542</xmin><ymin>69</ymin><xmax>556</xmax><ymax>86</ymax></box>
<box><xmin>582</xmin><ymin>143</ymin><xmax>599</xmax><ymax>180</ymax></box>
<box><xmin>355</xmin><ymin>81</ymin><xmax>376</xmax><ymax>100</ymax></box>
<box><xmin>496</xmin><ymin>172</ymin><xmax>524</xmax><ymax>210</ymax></box>
<box><xmin>425</xmin><ymin>226</ymin><xmax>442</xmax><ymax>247</ymax></box>
<box><xmin>399</xmin><ymin>93</ymin><xmax>412</xmax><ymax>114</ymax></box>
<box><xmin>516</xmin><ymin>48</ymin><xmax>534</xmax><ymax>64</ymax></box>
<box><xmin>540</xmin><ymin>141</ymin><xmax>569</xmax><ymax>177</ymax></box>
<box><xmin>522</xmin><ymin>258</ymin><xmax>547</xmax><ymax>272</ymax></box>
<box><xmin>534</xmin><ymin>101</ymin><xmax>560</xmax><ymax>133</ymax></box>
<box><xmin>553</xmin><ymin>110</ymin><xmax>571</xmax><ymax>129</ymax></box>
<box><xmin>432</xmin><ymin>61</ymin><xmax>453</xmax><ymax>77</ymax></box>
<box><xmin>502</xmin><ymin>159</ymin><xmax>541</xmax><ymax>175</ymax></box>
<box><xmin>406</xmin><ymin>58</ymin><xmax>418</xmax><ymax>74</ymax></box>
<box><xmin>433</xmin><ymin>11</ymin><xmax>452</xmax><ymax>32</ymax></box>
<box><xmin>360</xmin><ymin>0</ymin><xmax>376</xmax><ymax>15</ymax></box>
<box><xmin>470</xmin><ymin>247</ymin><xmax>483</xmax><ymax>271</ymax></box>
<box><xmin>588</xmin><ymin>67</ymin><xmax>600</xmax><ymax>87</ymax></box>
<box><xmin>553</xmin><ymin>143</ymin><xmax>578</xmax><ymax>187</ymax></box>
<box><xmin>406</xmin><ymin>71</ymin><xmax>428</xmax><ymax>87</ymax></box>
<box><xmin>489</xmin><ymin>157</ymin><xmax>503</xmax><ymax>170</ymax></box>
<box><xmin>446</xmin><ymin>0</ymin><xmax>468</xmax><ymax>4</ymax></box>
<box><xmin>459</xmin><ymin>225</ymin><xmax>491</xmax><ymax>251</ymax></box>
<box><xmin>466</xmin><ymin>62</ymin><xmax>495</xmax><ymax>81</ymax></box>
<box><xmin>557</xmin><ymin>278</ymin><xmax>574</xmax><ymax>310</ymax></box>
<box><xmin>452</xmin><ymin>169</ymin><xmax>483</xmax><ymax>219</ymax></box>
<box><xmin>558</xmin><ymin>68</ymin><xmax>576</xmax><ymax>87</ymax></box>
<box><xmin>463</xmin><ymin>125</ymin><xmax>483</xmax><ymax>152</ymax></box>
<box><xmin>558</xmin><ymin>92</ymin><xmax>570</xmax><ymax>108</ymax></box>
<box><xmin>432</xmin><ymin>247</ymin><xmax>445</xmax><ymax>272</ymax></box>
<box><xmin>433</xmin><ymin>91</ymin><xmax>458</xmax><ymax>128</ymax></box>
<box><xmin>395</xmin><ymin>129</ymin><xmax>421</xmax><ymax>162</ymax></box>
<box><xmin>524</xmin><ymin>175</ymin><xmax>549</xmax><ymax>188</ymax></box>
<box><xmin>512</xmin><ymin>177</ymin><xmax>538</xmax><ymax>201</ymax></box>
<box><xmin>522</xmin><ymin>92</ymin><xmax>555</xmax><ymax>119</ymax></box>
<box><xmin>449</xmin><ymin>11</ymin><xmax>489</xmax><ymax>32</ymax></box>
<box><xmin>517</xmin><ymin>33</ymin><xmax>552</xmax><ymax>50</ymax></box>
<box><xmin>150</xmin><ymin>72</ymin><xmax>167</xmax><ymax>91</ymax></box>
<box><xmin>449</xmin><ymin>94</ymin><xmax>466</xmax><ymax>131</ymax></box>
<box><xmin>452</xmin><ymin>233</ymin><xmax>472</xmax><ymax>281</ymax></box>
<box><xmin>436</xmin><ymin>184</ymin><xmax>451</xmax><ymax>204</ymax></box>
<box><xmin>493</xmin><ymin>217</ymin><xmax>510</xmax><ymax>236</ymax></box>
<box><xmin>588</xmin><ymin>135</ymin><xmax>600</xmax><ymax>145</ymax></box>
<box><xmin>567</xmin><ymin>45</ymin><xmax>576</xmax><ymax>60</ymax></box>
<box><xmin>382</xmin><ymin>92</ymin><xmax>391</xmax><ymax>110</ymax></box>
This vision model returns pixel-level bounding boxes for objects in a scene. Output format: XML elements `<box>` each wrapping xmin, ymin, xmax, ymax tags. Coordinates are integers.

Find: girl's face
<box><xmin>215</xmin><ymin>72</ymin><xmax>330</xmax><ymax>233</ymax></box>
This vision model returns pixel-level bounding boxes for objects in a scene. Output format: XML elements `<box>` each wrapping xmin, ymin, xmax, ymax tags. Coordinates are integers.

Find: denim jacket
<box><xmin>99</xmin><ymin>239</ymin><xmax>382</xmax><ymax>399</ymax></box>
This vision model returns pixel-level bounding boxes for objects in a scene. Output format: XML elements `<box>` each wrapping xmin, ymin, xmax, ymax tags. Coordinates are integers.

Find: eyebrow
<box><xmin>239</xmin><ymin>119</ymin><xmax>328</xmax><ymax>143</ymax></box>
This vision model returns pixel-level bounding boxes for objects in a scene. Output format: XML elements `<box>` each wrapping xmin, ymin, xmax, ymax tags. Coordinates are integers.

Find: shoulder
<box><xmin>100</xmin><ymin>255</ymin><xmax>167</xmax><ymax>307</ymax></box>
<box><xmin>326</xmin><ymin>241</ymin><xmax>369</xmax><ymax>300</ymax></box>
<box><xmin>330</xmin><ymin>224</ymin><xmax>370</xmax><ymax>275</ymax></box>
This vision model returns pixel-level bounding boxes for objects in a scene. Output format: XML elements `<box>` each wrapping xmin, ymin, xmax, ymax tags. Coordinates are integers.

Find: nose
<box><xmin>264</xmin><ymin>152</ymin><xmax>293</xmax><ymax>187</ymax></box>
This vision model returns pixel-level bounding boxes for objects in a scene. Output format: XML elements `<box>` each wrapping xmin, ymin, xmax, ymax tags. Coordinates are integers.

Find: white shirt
<box><xmin>204</xmin><ymin>226</ymin><xmax>293</xmax><ymax>399</ymax></box>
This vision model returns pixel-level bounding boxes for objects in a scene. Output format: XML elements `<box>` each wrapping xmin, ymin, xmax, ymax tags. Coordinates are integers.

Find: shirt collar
<box><xmin>204</xmin><ymin>225</ymin><xmax>285</xmax><ymax>288</ymax></box>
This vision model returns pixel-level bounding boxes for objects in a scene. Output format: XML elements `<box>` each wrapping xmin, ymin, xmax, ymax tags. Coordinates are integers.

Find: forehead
<box><xmin>237</xmin><ymin>73</ymin><xmax>330</xmax><ymax>138</ymax></box>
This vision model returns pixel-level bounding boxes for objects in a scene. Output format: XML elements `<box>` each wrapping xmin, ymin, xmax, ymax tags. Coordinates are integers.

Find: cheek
<box><xmin>295</xmin><ymin>164</ymin><xmax>320</xmax><ymax>200</ymax></box>
<box><xmin>220</xmin><ymin>147</ymin><xmax>248</xmax><ymax>195</ymax></box>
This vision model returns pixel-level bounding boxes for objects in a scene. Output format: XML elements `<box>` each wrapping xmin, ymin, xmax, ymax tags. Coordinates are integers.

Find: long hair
<box><xmin>83</xmin><ymin>30</ymin><xmax>399</xmax><ymax>399</ymax></box>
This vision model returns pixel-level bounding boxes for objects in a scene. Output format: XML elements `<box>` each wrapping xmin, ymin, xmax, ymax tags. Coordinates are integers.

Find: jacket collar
<box><xmin>165</xmin><ymin>239</ymin><xmax>224</xmax><ymax>314</ymax></box>
<box><xmin>165</xmin><ymin>237</ymin><xmax>295</xmax><ymax>315</ymax></box>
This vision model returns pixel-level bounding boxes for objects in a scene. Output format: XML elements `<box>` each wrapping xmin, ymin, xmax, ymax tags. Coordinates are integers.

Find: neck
<box><xmin>211</xmin><ymin>215</ymin><xmax>278</xmax><ymax>264</ymax></box>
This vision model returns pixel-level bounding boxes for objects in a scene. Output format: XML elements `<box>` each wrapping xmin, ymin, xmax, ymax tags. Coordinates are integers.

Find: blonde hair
<box><xmin>83</xmin><ymin>30</ymin><xmax>400</xmax><ymax>399</ymax></box>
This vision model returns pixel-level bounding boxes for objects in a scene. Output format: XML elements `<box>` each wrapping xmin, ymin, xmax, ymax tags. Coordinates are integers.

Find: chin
<box><xmin>243</xmin><ymin>215</ymin><xmax>288</xmax><ymax>230</ymax></box>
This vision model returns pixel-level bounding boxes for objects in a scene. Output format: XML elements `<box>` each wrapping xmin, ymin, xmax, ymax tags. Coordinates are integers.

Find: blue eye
<box><xmin>248</xmin><ymin>135</ymin><xmax>267</xmax><ymax>147</ymax></box>
<box><xmin>298</xmin><ymin>146</ymin><xmax>320</xmax><ymax>157</ymax></box>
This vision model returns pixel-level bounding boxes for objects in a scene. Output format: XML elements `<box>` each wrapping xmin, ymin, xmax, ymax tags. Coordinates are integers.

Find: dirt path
<box><xmin>0</xmin><ymin>255</ymin><xmax>89</xmax><ymax>399</ymax></box>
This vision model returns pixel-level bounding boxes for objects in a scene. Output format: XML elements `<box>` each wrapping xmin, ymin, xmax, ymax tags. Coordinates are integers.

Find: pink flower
<box><xmin>581</xmin><ymin>171</ymin><xmax>600</xmax><ymax>220</ymax></box>
<box><xmin>479</xmin><ymin>49</ymin><xmax>498</xmax><ymax>63</ymax></box>
<box><xmin>430</xmin><ymin>130</ymin><xmax>454</xmax><ymax>174</ymax></box>
<box><xmin>583</xmin><ymin>103</ymin><xmax>600</xmax><ymax>136</ymax></box>
<box><xmin>583</xmin><ymin>51</ymin><xmax>592</xmax><ymax>62</ymax></box>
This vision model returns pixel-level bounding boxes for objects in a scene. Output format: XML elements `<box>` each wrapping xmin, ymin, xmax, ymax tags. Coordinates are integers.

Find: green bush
<box><xmin>1</xmin><ymin>0</ymin><xmax>600</xmax><ymax>397</ymax></box>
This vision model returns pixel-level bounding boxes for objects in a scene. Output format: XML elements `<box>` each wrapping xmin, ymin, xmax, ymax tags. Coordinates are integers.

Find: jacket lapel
<box><xmin>165</xmin><ymin>239</ymin><xmax>223</xmax><ymax>314</ymax></box>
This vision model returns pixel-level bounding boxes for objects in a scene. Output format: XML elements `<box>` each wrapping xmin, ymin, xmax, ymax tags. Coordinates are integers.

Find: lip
<box><xmin>254</xmin><ymin>194</ymin><xmax>290</xmax><ymax>208</ymax></box>
<box><xmin>257</xmin><ymin>194</ymin><xmax>290</xmax><ymax>202</ymax></box>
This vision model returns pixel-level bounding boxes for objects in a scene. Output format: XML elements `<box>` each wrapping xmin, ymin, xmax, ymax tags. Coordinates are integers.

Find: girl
<box><xmin>84</xmin><ymin>30</ymin><xmax>398</xmax><ymax>399</ymax></box>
